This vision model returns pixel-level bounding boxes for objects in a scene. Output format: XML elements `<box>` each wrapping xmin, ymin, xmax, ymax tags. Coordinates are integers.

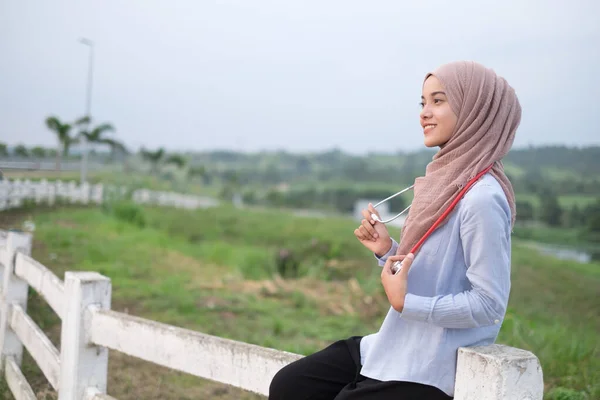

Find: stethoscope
<box><xmin>369</xmin><ymin>184</ymin><xmax>414</xmax><ymax>274</ymax></box>
<box><xmin>370</xmin><ymin>184</ymin><xmax>414</xmax><ymax>224</ymax></box>
<box><xmin>369</xmin><ymin>164</ymin><xmax>494</xmax><ymax>275</ymax></box>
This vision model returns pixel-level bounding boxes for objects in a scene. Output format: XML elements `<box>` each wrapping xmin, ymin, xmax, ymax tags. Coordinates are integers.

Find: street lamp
<box><xmin>79</xmin><ymin>37</ymin><xmax>94</xmax><ymax>184</ymax></box>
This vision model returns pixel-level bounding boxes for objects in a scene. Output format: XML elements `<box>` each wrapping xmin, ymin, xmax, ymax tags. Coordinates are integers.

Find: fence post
<box><xmin>58</xmin><ymin>272</ymin><xmax>111</xmax><ymax>400</ymax></box>
<box><xmin>36</xmin><ymin>180</ymin><xmax>45</xmax><ymax>205</ymax></box>
<box><xmin>94</xmin><ymin>184</ymin><xmax>104</xmax><ymax>205</ymax></box>
<box><xmin>0</xmin><ymin>182</ymin><xmax>7</xmax><ymax>211</ymax></box>
<box><xmin>81</xmin><ymin>182</ymin><xmax>90</xmax><ymax>205</ymax></box>
<box><xmin>49</xmin><ymin>181</ymin><xmax>56</xmax><ymax>206</ymax></box>
<box><xmin>454</xmin><ymin>345</ymin><xmax>543</xmax><ymax>400</ymax></box>
<box><xmin>0</xmin><ymin>231</ymin><xmax>33</xmax><ymax>370</ymax></box>
<box><xmin>68</xmin><ymin>181</ymin><xmax>77</xmax><ymax>204</ymax></box>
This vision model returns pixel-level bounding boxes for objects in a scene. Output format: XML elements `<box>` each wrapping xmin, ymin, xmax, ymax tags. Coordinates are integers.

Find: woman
<box><xmin>269</xmin><ymin>60</ymin><xmax>520</xmax><ymax>400</ymax></box>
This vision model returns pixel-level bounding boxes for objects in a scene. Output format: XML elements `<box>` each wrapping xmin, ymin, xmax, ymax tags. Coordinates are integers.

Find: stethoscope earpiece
<box><xmin>371</xmin><ymin>184</ymin><xmax>414</xmax><ymax>224</ymax></box>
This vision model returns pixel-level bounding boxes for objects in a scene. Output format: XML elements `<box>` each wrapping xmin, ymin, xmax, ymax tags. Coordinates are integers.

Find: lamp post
<box><xmin>79</xmin><ymin>38</ymin><xmax>94</xmax><ymax>184</ymax></box>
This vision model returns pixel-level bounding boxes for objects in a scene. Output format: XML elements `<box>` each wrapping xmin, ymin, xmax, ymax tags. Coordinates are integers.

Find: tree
<box><xmin>103</xmin><ymin>138</ymin><xmax>129</xmax><ymax>159</ymax></box>
<box><xmin>140</xmin><ymin>148</ymin><xmax>165</xmax><ymax>173</ymax></box>
<box><xmin>79</xmin><ymin>121</ymin><xmax>114</xmax><ymax>143</ymax></box>
<box><xmin>189</xmin><ymin>165</ymin><xmax>211</xmax><ymax>185</ymax></box>
<box><xmin>583</xmin><ymin>200</ymin><xmax>600</xmax><ymax>242</ymax></box>
<box><xmin>538</xmin><ymin>191</ymin><xmax>563</xmax><ymax>227</ymax></box>
<box><xmin>45</xmin><ymin>116</ymin><xmax>74</xmax><ymax>170</ymax></box>
<box><xmin>166</xmin><ymin>154</ymin><xmax>186</xmax><ymax>169</ymax></box>
<box><xmin>516</xmin><ymin>200</ymin><xmax>535</xmax><ymax>221</ymax></box>
<box><xmin>563</xmin><ymin>204</ymin><xmax>585</xmax><ymax>228</ymax></box>
<box><xmin>75</xmin><ymin>116</ymin><xmax>128</xmax><ymax>161</ymax></box>
<box><xmin>0</xmin><ymin>143</ymin><xmax>7</xmax><ymax>157</ymax></box>
<box><xmin>13</xmin><ymin>144</ymin><xmax>29</xmax><ymax>158</ymax></box>
<box><xmin>31</xmin><ymin>146</ymin><xmax>47</xmax><ymax>158</ymax></box>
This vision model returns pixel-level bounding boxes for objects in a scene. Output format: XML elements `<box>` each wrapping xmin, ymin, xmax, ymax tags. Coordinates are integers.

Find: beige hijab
<box><xmin>397</xmin><ymin>61</ymin><xmax>521</xmax><ymax>256</ymax></box>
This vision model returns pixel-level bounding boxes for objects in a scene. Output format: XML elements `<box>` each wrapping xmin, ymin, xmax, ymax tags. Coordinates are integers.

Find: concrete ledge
<box><xmin>454</xmin><ymin>344</ymin><xmax>543</xmax><ymax>400</ymax></box>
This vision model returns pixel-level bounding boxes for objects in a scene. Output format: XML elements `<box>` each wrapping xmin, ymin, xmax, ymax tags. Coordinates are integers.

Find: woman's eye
<box><xmin>433</xmin><ymin>98</ymin><xmax>443</xmax><ymax>104</ymax></box>
<box><xmin>419</xmin><ymin>102</ymin><xmax>425</xmax><ymax>108</ymax></box>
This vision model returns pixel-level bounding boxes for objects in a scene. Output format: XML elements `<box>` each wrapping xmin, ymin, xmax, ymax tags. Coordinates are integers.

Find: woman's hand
<box><xmin>381</xmin><ymin>253</ymin><xmax>414</xmax><ymax>313</ymax></box>
<box><xmin>354</xmin><ymin>203</ymin><xmax>392</xmax><ymax>256</ymax></box>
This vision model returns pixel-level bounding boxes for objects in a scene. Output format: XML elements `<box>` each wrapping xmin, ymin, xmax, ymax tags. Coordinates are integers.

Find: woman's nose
<box><xmin>420</xmin><ymin>105</ymin><xmax>432</xmax><ymax>120</ymax></box>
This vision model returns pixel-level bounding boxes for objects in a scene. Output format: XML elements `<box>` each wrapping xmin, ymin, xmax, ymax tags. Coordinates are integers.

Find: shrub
<box><xmin>111</xmin><ymin>201</ymin><xmax>146</xmax><ymax>228</ymax></box>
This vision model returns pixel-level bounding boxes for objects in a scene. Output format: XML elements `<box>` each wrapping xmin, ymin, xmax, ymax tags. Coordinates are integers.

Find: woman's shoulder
<box><xmin>460</xmin><ymin>173</ymin><xmax>510</xmax><ymax>218</ymax></box>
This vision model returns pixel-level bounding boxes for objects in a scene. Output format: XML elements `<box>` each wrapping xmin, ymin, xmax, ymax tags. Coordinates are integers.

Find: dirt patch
<box><xmin>196</xmin><ymin>275</ymin><xmax>387</xmax><ymax>318</ymax></box>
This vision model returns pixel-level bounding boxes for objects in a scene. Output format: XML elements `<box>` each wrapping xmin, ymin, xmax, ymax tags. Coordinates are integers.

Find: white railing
<box><xmin>0</xmin><ymin>179</ymin><xmax>219</xmax><ymax>211</ymax></box>
<box><xmin>0</xmin><ymin>182</ymin><xmax>545</xmax><ymax>399</ymax></box>
<box><xmin>0</xmin><ymin>160</ymin><xmax>104</xmax><ymax>172</ymax></box>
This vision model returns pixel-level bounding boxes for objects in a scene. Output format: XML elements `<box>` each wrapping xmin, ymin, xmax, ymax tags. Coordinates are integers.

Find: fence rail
<box><xmin>15</xmin><ymin>252</ymin><xmax>65</xmax><ymax>319</ymax></box>
<box><xmin>88</xmin><ymin>308</ymin><xmax>303</xmax><ymax>395</ymax></box>
<box><xmin>0</xmin><ymin>178</ymin><xmax>219</xmax><ymax>212</ymax></box>
<box><xmin>0</xmin><ymin>160</ymin><xmax>103</xmax><ymax>172</ymax></box>
<box><xmin>0</xmin><ymin>180</ymin><xmax>544</xmax><ymax>400</ymax></box>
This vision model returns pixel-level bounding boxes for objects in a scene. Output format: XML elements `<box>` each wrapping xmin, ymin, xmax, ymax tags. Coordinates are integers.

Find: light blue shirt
<box><xmin>359</xmin><ymin>173</ymin><xmax>512</xmax><ymax>397</ymax></box>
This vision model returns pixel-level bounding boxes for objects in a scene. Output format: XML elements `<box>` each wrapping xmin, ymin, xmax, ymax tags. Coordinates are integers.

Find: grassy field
<box><xmin>0</xmin><ymin>204</ymin><xmax>598</xmax><ymax>400</ymax></box>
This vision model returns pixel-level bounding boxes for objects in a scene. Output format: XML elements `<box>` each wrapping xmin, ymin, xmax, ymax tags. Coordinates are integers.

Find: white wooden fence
<box><xmin>0</xmin><ymin>179</ymin><xmax>219</xmax><ymax>211</ymax></box>
<box><xmin>0</xmin><ymin>180</ymin><xmax>545</xmax><ymax>400</ymax></box>
<box><xmin>0</xmin><ymin>160</ymin><xmax>104</xmax><ymax>172</ymax></box>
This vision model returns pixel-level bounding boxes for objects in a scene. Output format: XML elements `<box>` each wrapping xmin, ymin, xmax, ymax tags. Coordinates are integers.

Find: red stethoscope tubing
<box><xmin>407</xmin><ymin>164</ymin><xmax>494</xmax><ymax>256</ymax></box>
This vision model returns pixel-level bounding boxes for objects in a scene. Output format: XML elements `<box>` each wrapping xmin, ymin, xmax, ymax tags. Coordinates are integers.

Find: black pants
<box><xmin>269</xmin><ymin>337</ymin><xmax>452</xmax><ymax>400</ymax></box>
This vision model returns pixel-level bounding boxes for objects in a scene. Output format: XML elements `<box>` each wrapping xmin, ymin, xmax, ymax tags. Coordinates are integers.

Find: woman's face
<box><xmin>420</xmin><ymin>75</ymin><xmax>457</xmax><ymax>148</ymax></box>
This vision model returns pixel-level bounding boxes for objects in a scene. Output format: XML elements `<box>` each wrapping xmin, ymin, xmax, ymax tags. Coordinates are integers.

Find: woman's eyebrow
<box><xmin>420</xmin><ymin>91</ymin><xmax>446</xmax><ymax>99</ymax></box>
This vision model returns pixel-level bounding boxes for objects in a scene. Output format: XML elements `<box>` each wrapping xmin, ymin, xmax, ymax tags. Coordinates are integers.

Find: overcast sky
<box><xmin>1</xmin><ymin>0</ymin><xmax>598</xmax><ymax>154</ymax></box>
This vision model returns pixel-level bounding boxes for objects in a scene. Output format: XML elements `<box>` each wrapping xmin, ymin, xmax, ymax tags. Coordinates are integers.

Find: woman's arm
<box><xmin>400</xmin><ymin>184</ymin><xmax>511</xmax><ymax>329</ymax></box>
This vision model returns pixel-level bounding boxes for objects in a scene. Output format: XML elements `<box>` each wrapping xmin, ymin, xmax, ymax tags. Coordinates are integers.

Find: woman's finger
<box><xmin>355</xmin><ymin>227</ymin><xmax>369</xmax><ymax>240</ymax></box>
<box><xmin>361</xmin><ymin>219</ymin><xmax>378</xmax><ymax>239</ymax></box>
<box><xmin>382</xmin><ymin>254</ymin><xmax>404</xmax><ymax>276</ymax></box>
<box><xmin>362</xmin><ymin>208</ymin><xmax>375</xmax><ymax>225</ymax></box>
<box><xmin>356</xmin><ymin>225</ymin><xmax>368</xmax><ymax>240</ymax></box>
<box><xmin>396</xmin><ymin>253</ymin><xmax>415</xmax><ymax>276</ymax></box>
<box><xmin>368</xmin><ymin>203</ymin><xmax>381</xmax><ymax>220</ymax></box>
<box><xmin>358</xmin><ymin>225</ymin><xmax>376</xmax><ymax>242</ymax></box>
<box><xmin>356</xmin><ymin>226</ymin><xmax>372</xmax><ymax>241</ymax></box>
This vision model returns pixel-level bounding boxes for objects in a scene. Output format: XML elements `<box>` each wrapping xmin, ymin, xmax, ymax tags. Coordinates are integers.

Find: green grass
<box><xmin>1</xmin><ymin>205</ymin><xmax>598</xmax><ymax>399</ymax></box>
<box><xmin>507</xmin><ymin>244</ymin><xmax>599</xmax><ymax>396</ymax></box>
<box><xmin>512</xmin><ymin>225</ymin><xmax>599</xmax><ymax>256</ymax></box>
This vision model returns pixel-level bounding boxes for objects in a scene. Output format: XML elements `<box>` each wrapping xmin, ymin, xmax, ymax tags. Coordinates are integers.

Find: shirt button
<box><xmin>494</xmin><ymin>319</ymin><xmax>500</xmax><ymax>324</ymax></box>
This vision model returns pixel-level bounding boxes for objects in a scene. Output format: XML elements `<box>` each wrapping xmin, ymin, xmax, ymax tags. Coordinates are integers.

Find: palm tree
<box><xmin>102</xmin><ymin>138</ymin><xmax>129</xmax><ymax>160</ymax></box>
<box><xmin>76</xmin><ymin>117</ymin><xmax>128</xmax><ymax>161</ymax></box>
<box><xmin>140</xmin><ymin>147</ymin><xmax>165</xmax><ymax>173</ymax></box>
<box><xmin>45</xmin><ymin>116</ymin><xmax>73</xmax><ymax>170</ymax></box>
<box><xmin>80</xmin><ymin>122</ymin><xmax>115</xmax><ymax>143</ymax></box>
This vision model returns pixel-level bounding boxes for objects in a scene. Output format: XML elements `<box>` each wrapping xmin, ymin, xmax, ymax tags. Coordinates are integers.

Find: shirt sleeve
<box><xmin>400</xmin><ymin>183</ymin><xmax>512</xmax><ymax>329</ymax></box>
<box><xmin>374</xmin><ymin>238</ymin><xmax>399</xmax><ymax>267</ymax></box>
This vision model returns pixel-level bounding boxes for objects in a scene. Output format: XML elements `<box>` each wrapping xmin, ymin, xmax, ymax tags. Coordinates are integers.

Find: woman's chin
<box><xmin>423</xmin><ymin>138</ymin><xmax>439</xmax><ymax>148</ymax></box>
<box><xmin>424</xmin><ymin>135</ymin><xmax>449</xmax><ymax>149</ymax></box>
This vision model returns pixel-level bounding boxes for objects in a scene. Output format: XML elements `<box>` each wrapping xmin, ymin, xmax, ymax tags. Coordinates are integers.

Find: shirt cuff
<box><xmin>400</xmin><ymin>293</ymin><xmax>432</xmax><ymax>323</ymax></box>
<box><xmin>374</xmin><ymin>238</ymin><xmax>398</xmax><ymax>267</ymax></box>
